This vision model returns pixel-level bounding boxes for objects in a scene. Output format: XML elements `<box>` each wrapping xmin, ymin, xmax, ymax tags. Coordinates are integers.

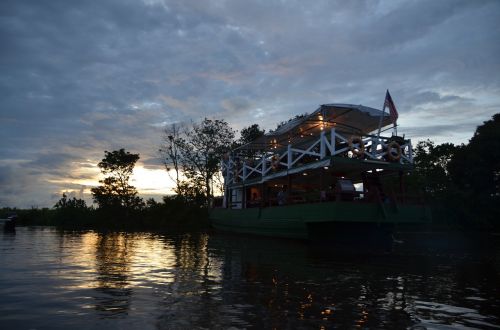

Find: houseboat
<box><xmin>210</xmin><ymin>103</ymin><xmax>431</xmax><ymax>241</ymax></box>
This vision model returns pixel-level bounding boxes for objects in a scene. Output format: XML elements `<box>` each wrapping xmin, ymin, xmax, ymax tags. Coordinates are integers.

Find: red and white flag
<box><xmin>384</xmin><ymin>90</ymin><xmax>398</xmax><ymax>124</ymax></box>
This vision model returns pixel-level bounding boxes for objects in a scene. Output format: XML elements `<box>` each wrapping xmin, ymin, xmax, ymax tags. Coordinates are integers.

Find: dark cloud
<box><xmin>141</xmin><ymin>156</ymin><xmax>163</xmax><ymax>170</ymax></box>
<box><xmin>1</xmin><ymin>0</ymin><xmax>499</xmax><ymax>207</ymax></box>
<box><xmin>404</xmin><ymin>123</ymin><xmax>478</xmax><ymax>144</ymax></box>
<box><xmin>0</xmin><ymin>165</ymin><xmax>15</xmax><ymax>188</ymax></box>
<box><xmin>24</xmin><ymin>153</ymin><xmax>80</xmax><ymax>171</ymax></box>
<box><xmin>404</xmin><ymin>91</ymin><xmax>473</xmax><ymax>108</ymax></box>
<box><xmin>353</xmin><ymin>0</ymin><xmax>477</xmax><ymax>51</ymax></box>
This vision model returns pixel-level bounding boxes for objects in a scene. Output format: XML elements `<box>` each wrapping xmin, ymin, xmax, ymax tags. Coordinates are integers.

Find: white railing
<box><xmin>221</xmin><ymin>128</ymin><xmax>413</xmax><ymax>185</ymax></box>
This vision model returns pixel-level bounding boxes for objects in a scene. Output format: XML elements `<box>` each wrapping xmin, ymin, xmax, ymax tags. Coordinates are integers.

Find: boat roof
<box><xmin>237</xmin><ymin>103</ymin><xmax>392</xmax><ymax>151</ymax></box>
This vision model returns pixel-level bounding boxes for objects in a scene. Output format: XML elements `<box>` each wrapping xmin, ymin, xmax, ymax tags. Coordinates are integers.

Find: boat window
<box><xmin>337</xmin><ymin>179</ymin><xmax>355</xmax><ymax>193</ymax></box>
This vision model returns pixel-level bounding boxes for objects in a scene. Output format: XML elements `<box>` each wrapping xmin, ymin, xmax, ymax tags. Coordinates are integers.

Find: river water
<box><xmin>0</xmin><ymin>227</ymin><xmax>499</xmax><ymax>329</ymax></box>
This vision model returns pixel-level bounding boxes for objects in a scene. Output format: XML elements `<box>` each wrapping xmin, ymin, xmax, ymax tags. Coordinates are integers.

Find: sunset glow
<box><xmin>131</xmin><ymin>166</ymin><xmax>175</xmax><ymax>196</ymax></box>
<box><xmin>47</xmin><ymin>164</ymin><xmax>175</xmax><ymax>204</ymax></box>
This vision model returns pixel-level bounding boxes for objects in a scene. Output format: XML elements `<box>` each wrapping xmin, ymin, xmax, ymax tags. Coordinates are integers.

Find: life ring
<box><xmin>349</xmin><ymin>136</ymin><xmax>365</xmax><ymax>157</ymax></box>
<box><xmin>386</xmin><ymin>141</ymin><xmax>402</xmax><ymax>161</ymax></box>
<box><xmin>271</xmin><ymin>155</ymin><xmax>280</xmax><ymax>171</ymax></box>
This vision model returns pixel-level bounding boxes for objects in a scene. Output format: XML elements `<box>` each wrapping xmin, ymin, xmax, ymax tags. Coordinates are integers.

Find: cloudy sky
<box><xmin>1</xmin><ymin>0</ymin><xmax>499</xmax><ymax>208</ymax></box>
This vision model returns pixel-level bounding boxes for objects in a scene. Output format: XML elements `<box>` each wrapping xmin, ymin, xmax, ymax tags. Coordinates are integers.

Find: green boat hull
<box><xmin>210</xmin><ymin>201</ymin><xmax>431</xmax><ymax>240</ymax></box>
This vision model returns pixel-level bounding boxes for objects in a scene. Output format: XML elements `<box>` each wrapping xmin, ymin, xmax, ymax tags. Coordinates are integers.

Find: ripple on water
<box><xmin>0</xmin><ymin>227</ymin><xmax>499</xmax><ymax>329</ymax></box>
<box><xmin>413</xmin><ymin>301</ymin><xmax>500</xmax><ymax>330</ymax></box>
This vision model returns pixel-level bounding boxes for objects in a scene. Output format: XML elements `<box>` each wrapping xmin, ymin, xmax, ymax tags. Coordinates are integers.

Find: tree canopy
<box><xmin>412</xmin><ymin>140</ymin><xmax>459</xmax><ymax>195</ymax></box>
<box><xmin>238</xmin><ymin>124</ymin><xmax>265</xmax><ymax>145</ymax></box>
<box><xmin>91</xmin><ymin>149</ymin><xmax>143</xmax><ymax>210</ymax></box>
<box><xmin>273</xmin><ymin>113</ymin><xmax>308</xmax><ymax>132</ymax></box>
<box><xmin>54</xmin><ymin>193</ymin><xmax>87</xmax><ymax>209</ymax></box>
<box><xmin>449</xmin><ymin>114</ymin><xmax>500</xmax><ymax>195</ymax></box>
<box><xmin>160</xmin><ymin>123</ymin><xmax>184</xmax><ymax>193</ymax></box>
<box><xmin>160</xmin><ymin>118</ymin><xmax>235</xmax><ymax>204</ymax></box>
<box><xmin>410</xmin><ymin>113</ymin><xmax>500</xmax><ymax>227</ymax></box>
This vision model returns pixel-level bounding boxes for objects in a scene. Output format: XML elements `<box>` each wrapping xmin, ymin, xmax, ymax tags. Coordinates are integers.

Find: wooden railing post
<box><xmin>287</xmin><ymin>144</ymin><xmax>292</xmax><ymax>169</ymax></box>
<box><xmin>320</xmin><ymin>131</ymin><xmax>326</xmax><ymax>158</ymax></box>
<box><xmin>261</xmin><ymin>155</ymin><xmax>266</xmax><ymax>177</ymax></box>
<box><xmin>331</xmin><ymin>128</ymin><xmax>336</xmax><ymax>155</ymax></box>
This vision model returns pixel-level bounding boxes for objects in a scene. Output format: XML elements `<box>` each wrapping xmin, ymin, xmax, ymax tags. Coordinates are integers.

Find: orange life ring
<box><xmin>386</xmin><ymin>141</ymin><xmax>402</xmax><ymax>161</ymax></box>
<box><xmin>349</xmin><ymin>136</ymin><xmax>365</xmax><ymax>157</ymax></box>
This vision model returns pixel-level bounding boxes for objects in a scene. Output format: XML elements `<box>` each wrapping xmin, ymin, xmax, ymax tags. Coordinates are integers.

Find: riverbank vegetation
<box><xmin>1</xmin><ymin>194</ymin><xmax>208</xmax><ymax>231</ymax></box>
<box><xmin>405</xmin><ymin>114</ymin><xmax>500</xmax><ymax>229</ymax></box>
<box><xmin>2</xmin><ymin>114</ymin><xmax>499</xmax><ymax>231</ymax></box>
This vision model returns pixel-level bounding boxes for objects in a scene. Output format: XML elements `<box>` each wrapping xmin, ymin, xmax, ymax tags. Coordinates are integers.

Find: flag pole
<box><xmin>377</xmin><ymin>90</ymin><xmax>388</xmax><ymax>139</ymax></box>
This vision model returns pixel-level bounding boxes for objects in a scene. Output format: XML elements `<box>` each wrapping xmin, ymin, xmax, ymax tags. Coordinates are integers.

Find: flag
<box><xmin>384</xmin><ymin>90</ymin><xmax>398</xmax><ymax>124</ymax></box>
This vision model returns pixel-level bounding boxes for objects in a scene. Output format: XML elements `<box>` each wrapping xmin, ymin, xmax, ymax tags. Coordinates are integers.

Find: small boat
<box><xmin>1</xmin><ymin>214</ymin><xmax>17</xmax><ymax>231</ymax></box>
<box><xmin>210</xmin><ymin>102</ymin><xmax>431</xmax><ymax>241</ymax></box>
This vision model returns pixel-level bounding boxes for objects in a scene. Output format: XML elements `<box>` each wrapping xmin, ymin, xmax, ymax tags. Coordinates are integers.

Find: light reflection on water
<box><xmin>0</xmin><ymin>227</ymin><xmax>499</xmax><ymax>329</ymax></box>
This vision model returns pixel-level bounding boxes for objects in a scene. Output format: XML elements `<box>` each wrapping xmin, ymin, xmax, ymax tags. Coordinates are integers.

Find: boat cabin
<box><xmin>219</xmin><ymin>104</ymin><xmax>414</xmax><ymax>210</ymax></box>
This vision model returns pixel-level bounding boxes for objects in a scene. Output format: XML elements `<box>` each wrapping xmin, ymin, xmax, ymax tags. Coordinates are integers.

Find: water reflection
<box><xmin>0</xmin><ymin>228</ymin><xmax>498</xmax><ymax>329</ymax></box>
<box><xmin>93</xmin><ymin>233</ymin><xmax>133</xmax><ymax>316</ymax></box>
<box><xmin>205</xmin><ymin>234</ymin><xmax>500</xmax><ymax>329</ymax></box>
<box><xmin>155</xmin><ymin>234</ymin><xmax>233</xmax><ymax>329</ymax></box>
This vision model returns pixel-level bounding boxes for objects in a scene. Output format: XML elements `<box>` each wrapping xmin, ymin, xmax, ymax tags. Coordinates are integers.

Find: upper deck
<box><xmin>222</xmin><ymin>103</ymin><xmax>413</xmax><ymax>188</ymax></box>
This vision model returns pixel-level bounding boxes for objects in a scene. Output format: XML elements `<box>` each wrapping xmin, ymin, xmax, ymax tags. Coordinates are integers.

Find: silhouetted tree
<box><xmin>159</xmin><ymin>122</ymin><xmax>184</xmax><ymax>193</ymax></box>
<box><xmin>233</xmin><ymin>124</ymin><xmax>266</xmax><ymax>159</ymax></box>
<box><xmin>273</xmin><ymin>113</ymin><xmax>308</xmax><ymax>132</ymax></box>
<box><xmin>54</xmin><ymin>193</ymin><xmax>87</xmax><ymax>209</ymax></box>
<box><xmin>238</xmin><ymin>124</ymin><xmax>265</xmax><ymax>145</ymax></box>
<box><xmin>179</xmin><ymin>118</ymin><xmax>235</xmax><ymax>204</ymax></box>
<box><xmin>91</xmin><ymin>149</ymin><xmax>144</xmax><ymax>210</ymax></box>
<box><xmin>52</xmin><ymin>193</ymin><xmax>90</xmax><ymax>226</ymax></box>
<box><xmin>413</xmin><ymin>140</ymin><xmax>459</xmax><ymax>195</ymax></box>
<box><xmin>448</xmin><ymin>114</ymin><xmax>500</xmax><ymax>226</ymax></box>
<box><xmin>408</xmin><ymin>113</ymin><xmax>500</xmax><ymax>228</ymax></box>
<box><xmin>161</xmin><ymin>119</ymin><xmax>235</xmax><ymax>204</ymax></box>
<box><xmin>174</xmin><ymin>178</ymin><xmax>207</xmax><ymax>206</ymax></box>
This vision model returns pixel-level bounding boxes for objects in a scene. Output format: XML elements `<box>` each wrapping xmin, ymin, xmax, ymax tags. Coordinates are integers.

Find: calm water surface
<box><xmin>0</xmin><ymin>227</ymin><xmax>499</xmax><ymax>329</ymax></box>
